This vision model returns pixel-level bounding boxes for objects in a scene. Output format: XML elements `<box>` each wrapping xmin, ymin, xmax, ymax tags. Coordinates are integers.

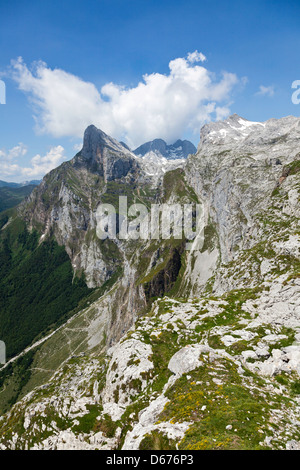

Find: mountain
<box><xmin>133</xmin><ymin>138</ymin><xmax>196</xmax><ymax>160</ymax></box>
<box><xmin>0</xmin><ymin>180</ymin><xmax>40</xmax><ymax>188</ymax></box>
<box><xmin>0</xmin><ymin>181</ymin><xmax>20</xmax><ymax>188</ymax></box>
<box><xmin>0</xmin><ymin>181</ymin><xmax>41</xmax><ymax>213</ymax></box>
<box><xmin>0</xmin><ymin>115</ymin><xmax>299</xmax><ymax>450</ymax></box>
<box><xmin>19</xmin><ymin>180</ymin><xmax>41</xmax><ymax>187</ymax></box>
<box><xmin>0</xmin><ymin>185</ymin><xmax>36</xmax><ymax>213</ymax></box>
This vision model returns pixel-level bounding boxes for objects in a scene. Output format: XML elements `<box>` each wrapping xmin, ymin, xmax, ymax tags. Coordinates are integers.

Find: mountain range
<box><xmin>0</xmin><ymin>180</ymin><xmax>41</xmax><ymax>188</ymax></box>
<box><xmin>0</xmin><ymin>115</ymin><xmax>299</xmax><ymax>450</ymax></box>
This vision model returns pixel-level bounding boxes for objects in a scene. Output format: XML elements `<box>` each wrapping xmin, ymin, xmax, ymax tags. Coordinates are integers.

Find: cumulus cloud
<box><xmin>0</xmin><ymin>143</ymin><xmax>28</xmax><ymax>162</ymax></box>
<box><xmin>0</xmin><ymin>162</ymin><xmax>21</xmax><ymax>178</ymax></box>
<box><xmin>22</xmin><ymin>145</ymin><xmax>66</xmax><ymax>178</ymax></box>
<box><xmin>0</xmin><ymin>144</ymin><xmax>66</xmax><ymax>180</ymax></box>
<box><xmin>73</xmin><ymin>143</ymin><xmax>83</xmax><ymax>152</ymax></box>
<box><xmin>255</xmin><ymin>85</ymin><xmax>275</xmax><ymax>97</ymax></box>
<box><xmin>187</xmin><ymin>50</ymin><xmax>207</xmax><ymax>63</ymax></box>
<box><xmin>10</xmin><ymin>52</ymin><xmax>240</xmax><ymax>148</ymax></box>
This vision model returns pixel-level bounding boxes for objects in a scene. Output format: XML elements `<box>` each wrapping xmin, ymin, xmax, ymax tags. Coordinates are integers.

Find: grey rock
<box><xmin>79</xmin><ymin>124</ymin><xmax>140</xmax><ymax>181</ymax></box>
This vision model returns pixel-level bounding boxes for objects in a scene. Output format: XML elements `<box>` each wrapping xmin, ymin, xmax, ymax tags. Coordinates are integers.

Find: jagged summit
<box><xmin>71</xmin><ymin>125</ymin><xmax>140</xmax><ymax>182</ymax></box>
<box><xmin>81</xmin><ymin>125</ymin><xmax>135</xmax><ymax>161</ymax></box>
<box><xmin>199</xmin><ymin>114</ymin><xmax>300</xmax><ymax>162</ymax></box>
<box><xmin>133</xmin><ymin>138</ymin><xmax>196</xmax><ymax>160</ymax></box>
<box><xmin>75</xmin><ymin>125</ymin><xmax>192</xmax><ymax>184</ymax></box>
<box><xmin>201</xmin><ymin>113</ymin><xmax>300</xmax><ymax>141</ymax></box>
<box><xmin>79</xmin><ymin>125</ymin><xmax>195</xmax><ymax>162</ymax></box>
<box><xmin>200</xmin><ymin>114</ymin><xmax>266</xmax><ymax>143</ymax></box>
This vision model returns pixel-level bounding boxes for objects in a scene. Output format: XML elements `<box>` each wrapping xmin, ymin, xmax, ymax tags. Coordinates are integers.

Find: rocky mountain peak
<box><xmin>134</xmin><ymin>139</ymin><xmax>168</xmax><ymax>157</ymax></box>
<box><xmin>134</xmin><ymin>138</ymin><xmax>196</xmax><ymax>160</ymax></box>
<box><xmin>198</xmin><ymin>114</ymin><xmax>300</xmax><ymax>164</ymax></box>
<box><xmin>71</xmin><ymin>124</ymin><xmax>142</xmax><ymax>183</ymax></box>
<box><xmin>81</xmin><ymin>125</ymin><xmax>135</xmax><ymax>161</ymax></box>
<box><xmin>200</xmin><ymin>114</ymin><xmax>265</xmax><ymax>144</ymax></box>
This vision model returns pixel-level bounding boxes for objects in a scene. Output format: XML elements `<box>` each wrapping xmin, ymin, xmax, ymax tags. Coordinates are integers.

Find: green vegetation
<box><xmin>163</xmin><ymin>168</ymin><xmax>198</xmax><ymax>203</ymax></box>
<box><xmin>148</xmin><ymin>329</ymin><xmax>179</xmax><ymax>392</ymax></box>
<box><xmin>0</xmin><ymin>185</ymin><xmax>36</xmax><ymax>213</ymax></box>
<box><xmin>0</xmin><ymin>212</ymin><xmax>9</xmax><ymax>230</ymax></box>
<box><xmin>291</xmin><ymin>380</ymin><xmax>300</xmax><ymax>396</ymax></box>
<box><xmin>95</xmin><ymin>413</ymin><xmax>120</xmax><ymax>439</ymax></box>
<box><xmin>159</xmin><ymin>357</ymin><xmax>275</xmax><ymax>450</ymax></box>
<box><xmin>285</xmin><ymin>159</ymin><xmax>300</xmax><ymax>176</ymax></box>
<box><xmin>200</xmin><ymin>221</ymin><xmax>218</xmax><ymax>253</ymax></box>
<box><xmin>139</xmin><ymin>431</ymin><xmax>177</xmax><ymax>450</ymax></box>
<box><xmin>72</xmin><ymin>404</ymin><xmax>101</xmax><ymax>434</ymax></box>
<box><xmin>0</xmin><ymin>140</ymin><xmax>299</xmax><ymax>450</ymax></box>
<box><xmin>0</xmin><ymin>349</ymin><xmax>36</xmax><ymax>413</ymax></box>
<box><xmin>0</xmin><ymin>218</ymin><xmax>92</xmax><ymax>359</ymax></box>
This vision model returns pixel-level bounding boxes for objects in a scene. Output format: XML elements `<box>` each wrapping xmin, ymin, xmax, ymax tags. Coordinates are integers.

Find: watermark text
<box><xmin>0</xmin><ymin>341</ymin><xmax>6</xmax><ymax>365</ymax></box>
<box><xmin>292</xmin><ymin>80</ymin><xmax>300</xmax><ymax>105</ymax></box>
<box><xmin>0</xmin><ymin>80</ymin><xmax>6</xmax><ymax>105</ymax></box>
<box><xmin>96</xmin><ymin>197</ymin><xmax>205</xmax><ymax>251</ymax></box>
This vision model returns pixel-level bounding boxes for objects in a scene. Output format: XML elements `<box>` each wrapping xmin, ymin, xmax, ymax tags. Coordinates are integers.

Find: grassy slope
<box><xmin>0</xmin><ymin>217</ymin><xmax>92</xmax><ymax>359</ymax></box>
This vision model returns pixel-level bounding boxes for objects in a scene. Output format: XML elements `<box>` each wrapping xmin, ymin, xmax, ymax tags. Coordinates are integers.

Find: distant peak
<box><xmin>228</xmin><ymin>113</ymin><xmax>243</xmax><ymax>120</ymax></box>
<box><xmin>133</xmin><ymin>139</ymin><xmax>167</xmax><ymax>157</ymax></box>
<box><xmin>226</xmin><ymin>114</ymin><xmax>254</xmax><ymax>124</ymax></box>
<box><xmin>199</xmin><ymin>114</ymin><xmax>267</xmax><ymax>144</ymax></box>
<box><xmin>133</xmin><ymin>138</ymin><xmax>196</xmax><ymax>159</ymax></box>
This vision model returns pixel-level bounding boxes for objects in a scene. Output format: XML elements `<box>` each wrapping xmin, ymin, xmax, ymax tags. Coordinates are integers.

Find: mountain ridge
<box><xmin>133</xmin><ymin>137</ymin><xmax>196</xmax><ymax>160</ymax></box>
<box><xmin>0</xmin><ymin>180</ymin><xmax>40</xmax><ymax>188</ymax></box>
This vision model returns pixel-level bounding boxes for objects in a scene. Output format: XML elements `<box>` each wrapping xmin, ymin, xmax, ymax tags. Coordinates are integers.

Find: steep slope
<box><xmin>19</xmin><ymin>126</ymin><xmax>189</xmax><ymax>288</ymax></box>
<box><xmin>185</xmin><ymin>114</ymin><xmax>300</xmax><ymax>293</ymax></box>
<box><xmin>19</xmin><ymin>125</ymin><xmax>143</xmax><ymax>288</ymax></box>
<box><xmin>0</xmin><ymin>115</ymin><xmax>299</xmax><ymax>450</ymax></box>
<box><xmin>0</xmin><ymin>124</ymin><xmax>198</xmax><ymax>414</ymax></box>
<box><xmin>133</xmin><ymin>137</ymin><xmax>196</xmax><ymax>186</ymax></box>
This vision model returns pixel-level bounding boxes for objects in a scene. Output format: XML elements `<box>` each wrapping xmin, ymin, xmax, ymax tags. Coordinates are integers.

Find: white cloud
<box><xmin>73</xmin><ymin>142</ymin><xmax>83</xmax><ymax>152</ymax></box>
<box><xmin>22</xmin><ymin>145</ymin><xmax>66</xmax><ymax>178</ymax></box>
<box><xmin>187</xmin><ymin>50</ymin><xmax>207</xmax><ymax>63</ymax></box>
<box><xmin>10</xmin><ymin>52</ymin><xmax>240</xmax><ymax>148</ymax></box>
<box><xmin>255</xmin><ymin>85</ymin><xmax>275</xmax><ymax>97</ymax></box>
<box><xmin>0</xmin><ymin>143</ymin><xmax>28</xmax><ymax>162</ymax></box>
<box><xmin>0</xmin><ymin>144</ymin><xmax>66</xmax><ymax>180</ymax></box>
<box><xmin>0</xmin><ymin>162</ymin><xmax>21</xmax><ymax>178</ymax></box>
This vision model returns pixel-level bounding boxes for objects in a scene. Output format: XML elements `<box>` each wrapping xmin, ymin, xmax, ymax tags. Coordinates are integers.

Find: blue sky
<box><xmin>0</xmin><ymin>0</ymin><xmax>300</xmax><ymax>182</ymax></box>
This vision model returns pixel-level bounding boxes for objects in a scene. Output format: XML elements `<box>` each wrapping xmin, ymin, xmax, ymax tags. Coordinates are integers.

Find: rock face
<box><xmin>18</xmin><ymin>126</ymin><xmax>187</xmax><ymax>288</ymax></box>
<box><xmin>79</xmin><ymin>125</ymin><xmax>141</xmax><ymax>181</ymax></box>
<box><xmin>143</xmin><ymin>246</ymin><xmax>183</xmax><ymax>300</ymax></box>
<box><xmin>0</xmin><ymin>115</ymin><xmax>299</xmax><ymax>450</ymax></box>
<box><xmin>185</xmin><ymin>114</ymin><xmax>300</xmax><ymax>292</ymax></box>
<box><xmin>199</xmin><ymin>113</ymin><xmax>300</xmax><ymax>153</ymax></box>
